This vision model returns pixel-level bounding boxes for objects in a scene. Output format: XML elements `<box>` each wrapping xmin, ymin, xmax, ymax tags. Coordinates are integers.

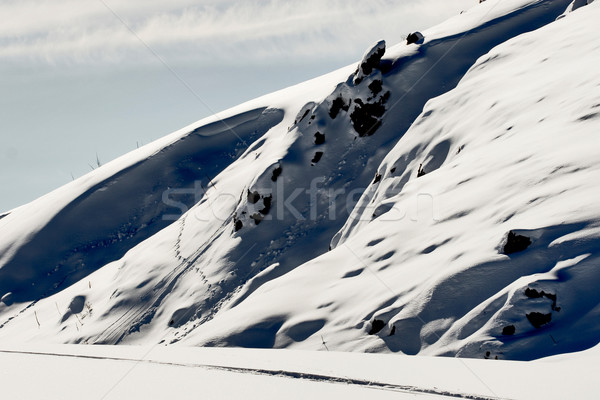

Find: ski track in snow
<box><xmin>0</xmin><ymin>348</ymin><xmax>506</xmax><ymax>400</ymax></box>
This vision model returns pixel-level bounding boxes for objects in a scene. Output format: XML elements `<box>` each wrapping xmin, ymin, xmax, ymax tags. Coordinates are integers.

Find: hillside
<box><xmin>1</xmin><ymin>0</ymin><xmax>599</xmax><ymax>368</ymax></box>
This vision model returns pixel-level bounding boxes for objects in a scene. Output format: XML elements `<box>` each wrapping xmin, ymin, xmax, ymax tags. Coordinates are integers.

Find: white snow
<box><xmin>1</xmin><ymin>0</ymin><xmax>600</xmax><ymax>396</ymax></box>
<box><xmin>0</xmin><ymin>343</ymin><xmax>599</xmax><ymax>399</ymax></box>
<box><xmin>184</xmin><ymin>0</ymin><xmax>600</xmax><ymax>360</ymax></box>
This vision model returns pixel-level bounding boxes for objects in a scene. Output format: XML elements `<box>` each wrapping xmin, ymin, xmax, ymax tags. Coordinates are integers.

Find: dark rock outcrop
<box><xmin>329</xmin><ymin>96</ymin><xmax>350</xmax><ymax>119</ymax></box>
<box><xmin>259</xmin><ymin>195</ymin><xmax>272</xmax><ymax>215</ymax></box>
<box><xmin>314</xmin><ymin>132</ymin><xmax>325</xmax><ymax>145</ymax></box>
<box><xmin>526</xmin><ymin>312</ymin><xmax>552</xmax><ymax>328</ymax></box>
<box><xmin>406</xmin><ymin>32</ymin><xmax>424</xmax><ymax>45</ymax></box>
<box><xmin>247</xmin><ymin>190</ymin><xmax>261</xmax><ymax>204</ymax></box>
<box><xmin>502</xmin><ymin>325</ymin><xmax>516</xmax><ymax>335</ymax></box>
<box><xmin>271</xmin><ymin>165</ymin><xmax>282</xmax><ymax>182</ymax></box>
<box><xmin>368</xmin><ymin>319</ymin><xmax>386</xmax><ymax>335</ymax></box>
<box><xmin>354</xmin><ymin>40</ymin><xmax>386</xmax><ymax>85</ymax></box>
<box><xmin>503</xmin><ymin>231</ymin><xmax>532</xmax><ymax>254</ymax></box>
<box><xmin>311</xmin><ymin>152</ymin><xmax>323</xmax><ymax>164</ymax></box>
<box><xmin>349</xmin><ymin>92</ymin><xmax>390</xmax><ymax>137</ymax></box>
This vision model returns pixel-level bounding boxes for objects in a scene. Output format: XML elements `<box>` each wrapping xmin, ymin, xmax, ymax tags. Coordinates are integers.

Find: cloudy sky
<box><xmin>1</xmin><ymin>0</ymin><xmax>475</xmax><ymax>212</ymax></box>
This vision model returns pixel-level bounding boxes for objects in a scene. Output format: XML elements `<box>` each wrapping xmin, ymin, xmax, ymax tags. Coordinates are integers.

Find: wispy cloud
<box><xmin>1</xmin><ymin>0</ymin><xmax>474</xmax><ymax>66</ymax></box>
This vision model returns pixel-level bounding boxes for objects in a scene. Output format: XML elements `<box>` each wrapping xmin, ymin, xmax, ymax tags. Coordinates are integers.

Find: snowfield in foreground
<box><xmin>0</xmin><ymin>344</ymin><xmax>598</xmax><ymax>399</ymax></box>
<box><xmin>1</xmin><ymin>1</ymin><xmax>600</xmax><ymax>394</ymax></box>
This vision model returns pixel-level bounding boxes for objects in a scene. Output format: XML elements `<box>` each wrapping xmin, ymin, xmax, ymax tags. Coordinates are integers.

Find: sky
<box><xmin>0</xmin><ymin>0</ymin><xmax>475</xmax><ymax>212</ymax></box>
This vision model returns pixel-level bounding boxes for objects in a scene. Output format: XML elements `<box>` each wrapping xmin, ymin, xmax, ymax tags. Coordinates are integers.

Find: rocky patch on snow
<box><xmin>353</xmin><ymin>40</ymin><xmax>386</xmax><ymax>85</ymax></box>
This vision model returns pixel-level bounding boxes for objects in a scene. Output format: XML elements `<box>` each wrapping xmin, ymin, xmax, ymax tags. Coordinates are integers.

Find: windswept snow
<box><xmin>180</xmin><ymin>0</ymin><xmax>600</xmax><ymax>360</ymax></box>
<box><xmin>0</xmin><ymin>0</ymin><xmax>574</xmax><ymax>349</ymax></box>
<box><xmin>1</xmin><ymin>1</ymin><xmax>599</xmax><ymax>384</ymax></box>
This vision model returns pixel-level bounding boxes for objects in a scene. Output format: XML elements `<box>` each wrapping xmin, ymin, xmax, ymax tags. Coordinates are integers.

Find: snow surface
<box><xmin>1</xmin><ymin>2</ymin><xmax>599</xmax><ymax>391</ymax></box>
<box><xmin>185</xmin><ymin>0</ymin><xmax>600</xmax><ymax>360</ymax></box>
<box><xmin>1</xmin><ymin>344</ymin><xmax>599</xmax><ymax>399</ymax></box>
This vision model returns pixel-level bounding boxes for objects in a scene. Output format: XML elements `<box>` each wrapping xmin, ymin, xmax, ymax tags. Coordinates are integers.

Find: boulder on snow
<box><xmin>526</xmin><ymin>312</ymin><xmax>552</xmax><ymax>328</ymax></box>
<box><xmin>354</xmin><ymin>40</ymin><xmax>386</xmax><ymax>85</ymax></box>
<box><xmin>349</xmin><ymin>92</ymin><xmax>390</xmax><ymax>137</ymax></box>
<box><xmin>329</xmin><ymin>96</ymin><xmax>350</xmax><ymax>119</ymax></box>
<box><xmin>259</xmin><ymin>195</ymin><xmax>272</xmax><ymax>215</ymax></box>
<box><xmin>503</xmin><ymin>231</ymin><xmax>532</xmax><ymax>254</ymax></box>
<box><xmin>368</xmin><ymin>80</ymin><xmax>383</xmax><ymax>96</ymax></box>
<box><xmin>234</xmin><ymin>218</ymin><xmax>243</xmax><ymax>232</ymax></box>
<box><xmin>247</xmin><ymin>189</ymin><xmax>261</xmax><ymax>204</ymax></box>
<box><xmin>502</xmin><ymin>325</ymin><xmax>516</xmax><ymax>335</ymax></box>
<box><xmin>406</xmin><ymin>32</ymin><xmax>424</xmax><ymax>45</ymax></box>
<box><xmin>314</xmin><ymin>132</ymin><xmax>325</xmax><ymax>145</ymax></box>
<box><xmin>311</xmin><ymin>151</ymin><xmax>323</xmax><ymax>165</ymax></box>
<box><xmin>271</xmin><ymin>164</ymin><xmax>282</xmax><ymax>182</ymax></box>
<box><xmin>250</xmin><ymin>213</ymin><xmax>264</xmax><ymax>225</ymax></box>
<box><xmin>368</xmin><ymin>319</ymin><xmax>386</xmax><ymax>335</ymax></box>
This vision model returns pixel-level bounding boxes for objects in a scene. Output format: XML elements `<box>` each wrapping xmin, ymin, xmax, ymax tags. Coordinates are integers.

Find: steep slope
<box><xmin>0</xmin><ymin>0</ymin><xmax>583</xmax><ymax>358</ymax></box>
<box><xmin>179</xmin><ymin>1</ymin><xmax>600</xmax><ymax>360</ymax></box>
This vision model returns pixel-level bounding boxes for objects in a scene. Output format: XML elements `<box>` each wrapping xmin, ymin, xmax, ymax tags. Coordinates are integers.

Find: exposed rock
<box><xmin>406</xmin><ymin>31</ymin><xmax>425</xmax><ymax>45</ymax></box>
<box><xmin>260</xmin><ymin>195</ymin><xmax>272</xmax><ymax>215</ymax></box>
<box><xmin>503</xmin><ymin>231</ymin><xmax>532</xmax><ymax>254</ymax></box>
<box><xmin>271</xmin><ymin>165</ymin><xmax>282</xmax><ymax>182</ymax></box>
<box><xmin>502</xmin><ymin>325</ymin><xmax>516</xmax><ymax>335</ymax></box>
<box><xmin>251</xmin><ymin>213</ymin><xmax>264</xmax><ymax>225</ymax></box>
<box><xmin>349</xmin><ymin>92</ymin><xmax>390</xmax><ymax>137</ymax></box>
<box><xmin>368</xmin><ymin>80</ymin><xmax>383</xmax><ymax>95</ymax></box>
<box><xmin>526</xmin><ymin>312</ymin><xmax>552</xmax><ymax>328</ymax></box>
<box><xmin>368</xmin><ymin>319</ymin><xmax>386</xmax><ymax>335</ymax></box>
<box><xmin>247</xmin><ymin>189</ymin><xmax>260</xmax><ymax>204</ymax></box>
<box><xmin>314</xmin><ymin>132</ymin><xmax>325</xmax><ymax>145</ymax></box>
<box><xmin>234</xmin><ymin>219</ymin><xmax>243</xmax><ymax>232</ymax></box>
<box><xmin>354</xmin><ymin>40</ymin><xmax>386</xmax><ymax>85</ymax></box>
<box><xmin>329</xmin><ymin>96</ymin><xmax>350</xmax><ymax>119</ymax></box>
<box><xmin>311</xmin><ymin>152</ymin><xmax>323</xmax><ymax>164</ymax></box>
<box><xmin>373</xmin><ymin>173</ymin><xmax>382</xmax><ymax>184</ymax></box>
<box><xmin>297</xmin><ymin>109</ymin><xmax>310</xmax><ymax>124</ymax></box>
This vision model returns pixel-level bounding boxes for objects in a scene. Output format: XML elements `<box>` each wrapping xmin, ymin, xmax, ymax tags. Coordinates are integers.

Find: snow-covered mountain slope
<box><xmin>2</xmin><ymin>0</ymin><xmax>599</xmax><ymax>364</ymax></box>
<box><xmin>181</xmin><ymin>0</ymin><xmax>600</xmax><ymax>360</ymax></box>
